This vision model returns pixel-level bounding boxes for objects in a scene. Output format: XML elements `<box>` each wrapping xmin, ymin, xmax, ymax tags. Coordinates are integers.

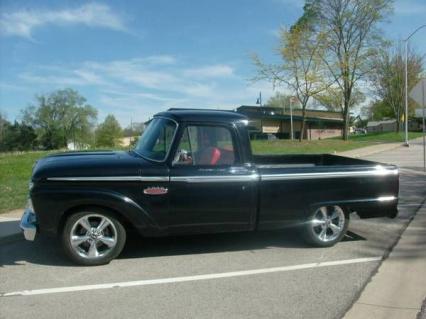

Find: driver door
<box><xmin>168</xmin><ymin>123</ymin><xmax>257</xmax><ymax>234</ymax></box>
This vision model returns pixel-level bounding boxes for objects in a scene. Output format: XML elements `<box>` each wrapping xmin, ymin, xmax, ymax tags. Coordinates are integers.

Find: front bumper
<box><xmin>20</xmin><ymin>209</ymin><xmax>37</xmax><ymax>241</ymax></box>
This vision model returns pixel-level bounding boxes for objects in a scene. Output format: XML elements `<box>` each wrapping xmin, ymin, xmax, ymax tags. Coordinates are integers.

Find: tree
<box><xmin>303</xmin><ymin>0</ymin><xmax>393</xmax><ymax>139</ymax></box>
<box><xmin>95</xmin><ymin>115</ymin><xmax>123</xmax><ymax>148</ymax></box>
<box><xmin>369</xmin><ymin>44</ymin><xmax>423</xmax><ymax>131</ymax></box>
<box><xmin>0</xmin><ymin>112</ymin><xmax>8</xmax><ymax>145</ymax></box>
<box><xmin>123</xmin><ymin>122</ymin><xmax>145</xmax><ymax>138</ymax></box>
<box><xmin>315</xmin><ymin>86</ymin><xmax>365</xmax><ymax>114</ymax></box>
<box><xmin>0</xmin><ymin>121</ymin><xmax>37</xmax><ymax>152</ymax></box>
<box><xmin>364</xmin><ymin>100</ymin><xmax>394</xmax><ymax>121</ymax></box>
<box><xmin>265</xmin><ymin>92</ymin><xmax>294</xmax><ymax>110</ymax></box>
<box><xmin>253</xmin><ymin>17</ymin><xmax>330</xmax><ymax>141</ymax></box>
<box><xmin>22</xmin><ymin>89</ymin><xmax>97</xmax><ymax>149</ymax></box>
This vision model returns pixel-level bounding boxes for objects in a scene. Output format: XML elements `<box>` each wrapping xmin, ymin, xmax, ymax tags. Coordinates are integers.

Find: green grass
<box><xmin>0</xmin><ymin>151</ymin><xmax>51</xmax><ymax>214</ymax></box>
<box><xmin>251</xmin><ymin>132</ymin><xmax>424</xmax><ymax>155</ymax></box>
<box><xmin>0</xmin><ymin>132</ymin><xmax>423</xmax><ymax>214</ymax></box>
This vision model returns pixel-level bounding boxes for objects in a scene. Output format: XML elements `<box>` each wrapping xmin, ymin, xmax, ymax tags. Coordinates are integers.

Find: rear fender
<box><xmin>308</xmin><ymin>198</ymin><xmax>398</xmax><ymax>219</ymax></box>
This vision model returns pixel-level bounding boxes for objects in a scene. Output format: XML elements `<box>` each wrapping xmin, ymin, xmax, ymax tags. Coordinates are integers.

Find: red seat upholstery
<box><xmin>198</xmin><ymin>147</ymin><xmax>221</xmax><ymax>165</ymax></box>
<box><xmin>210</xmin><ymin>147</ymin><xmax>221</xmax><ymax>165</ymax></box>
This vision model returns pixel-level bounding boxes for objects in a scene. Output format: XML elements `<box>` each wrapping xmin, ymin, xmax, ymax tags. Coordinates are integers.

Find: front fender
<box><xmin>32</xmin><ymin>187</ymin><xmax>164</xmax><ymax>237</ymax></box>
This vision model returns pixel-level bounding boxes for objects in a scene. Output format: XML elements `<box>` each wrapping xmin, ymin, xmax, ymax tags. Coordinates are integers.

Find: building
<box><xmin>236</xmin><ymin>105</ymin><xmax>344</xmax><ymax>140</ymax></box>
<box><xmin>409</xmin><ymin>109</ymin><xmax>425</xmax><ymax>132</ymax></box>
<box><xmin>366</xmin><ymin>120</ymin><xmax>397</xmax><ymax>133</ymax></box>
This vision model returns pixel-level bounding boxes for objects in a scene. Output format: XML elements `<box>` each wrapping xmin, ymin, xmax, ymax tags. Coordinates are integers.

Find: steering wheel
<box><xmin>173</xmin><ymin>149</ymin><xmax>193</xmax><ymax>165</ymax></box>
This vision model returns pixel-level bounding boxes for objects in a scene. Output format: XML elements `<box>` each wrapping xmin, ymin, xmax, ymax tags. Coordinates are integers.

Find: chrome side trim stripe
<box><xmin>260</xmin><ymin>169</ymin><xmax>398</xmax><ymax>181</ymax></box>
<box><xmin>377</xmin><ymin>196</ymin><xmax>398</xmax><ymax>202</ymax></box>
<box><xmin>170</xmin><ymin>174</ymin><xmax>259</xmax><ymax>183</ymax></box>
<box><xmin>47</xmin><ymin>176</ymin><xmax>169</xmax><ymax>182</ymax></box>
<box><xmin>46</xmin><ymin>168</ymin><xmax>398</xmax><ymax>183</ymax></box>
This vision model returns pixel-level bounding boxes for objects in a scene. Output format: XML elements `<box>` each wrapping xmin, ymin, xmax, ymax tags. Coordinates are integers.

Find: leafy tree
<box><xmin>253</xmin><ymin>19</ymin><xmax>330</xmax><ymax>141</ymax></box>
<box><xmin>302</xmin><ymin>0</ymin><xmax>393</xmax><ymax>139</ymax></box>
<box><xmin>0</xmin><ymin>113</ymin><xmax>9</xmax><ymax>146</ymax></box>
<box><xmin>95</xmin><ymin>115</ymin><xmax>123</xmax><ymax>148</ymax></box>
<box><xmin>123</xmin><ymin>122</ymin><xmax>145</xmax><ymax>137</ymax></box>
<box><xmin>366</xmin><ymin>100</ymin><xmax>394</xmax><ymax>121</ymax></box>
<box><xmin>0</xmin><ymin>121</ymin><xmax>37</xmax><ymax>152</ymax></box>
<box><xmin>22</xmin><ymin>89</ymin><xmax>97</xmax><ymax>149</ymax></box>
<box><xmin>369</xmin><ymin>44</ymin><xmax>423</xmax><ymax>131</ymax></box>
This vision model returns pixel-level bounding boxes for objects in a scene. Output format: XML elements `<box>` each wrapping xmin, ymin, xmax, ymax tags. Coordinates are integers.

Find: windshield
<box><xmin>134</xmin><ymin>117</ymin><xmax>177</xmax><ymax>161</ymax></box>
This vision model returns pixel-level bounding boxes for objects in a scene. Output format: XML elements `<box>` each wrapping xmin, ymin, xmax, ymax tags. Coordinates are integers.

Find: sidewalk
<box><xmin>338</xmin><ymin>142</ymin><xmax>403</xmax><ymax>158</ymax></box>
<box><xmin>0</xmin><ymin>209</ymin><xmax>23</xmax><ymax>244</ymax></box>
<box><xmin>344</xmin><ymin>202</ymin><xmax>426</xmax><ymax>319</ymax></box>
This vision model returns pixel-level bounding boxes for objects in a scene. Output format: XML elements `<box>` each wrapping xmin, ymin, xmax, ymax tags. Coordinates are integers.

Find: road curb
<box><xmin>344</xmin><ymin>201</ymin><xmax>426</xmax><ymax>319</ymax></box>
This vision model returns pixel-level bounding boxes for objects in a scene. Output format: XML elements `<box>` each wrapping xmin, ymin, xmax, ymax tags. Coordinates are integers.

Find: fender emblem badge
<box><xmin>143</xmin><ymin>187</ymin><xmax>168</xmax><ymax>195</ymax></box>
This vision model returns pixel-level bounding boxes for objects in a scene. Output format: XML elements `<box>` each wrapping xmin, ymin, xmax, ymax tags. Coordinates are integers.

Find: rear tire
<box><xmin>302</xmin><ymin>205</ymin><xmax>349</xmax><ymax>247</ymax></box>
<box><xmin>62</xmin><ymin>208</ymin><xmax>126</xmax><ymax>266</ymax></box>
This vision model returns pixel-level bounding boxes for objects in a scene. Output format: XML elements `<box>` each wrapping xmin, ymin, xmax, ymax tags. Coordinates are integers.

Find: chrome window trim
<box><xmin>133</xmin><ymin>116</ymin><xmax>179</xmax><ymax>163</ymax></box>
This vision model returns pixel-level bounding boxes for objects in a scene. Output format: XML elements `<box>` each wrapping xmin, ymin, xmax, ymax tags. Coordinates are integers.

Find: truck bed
<box><xmin>252</xmin><ymin>154</ymin><xmax>378</xmax><ymax>167</ymax></box>
<box><xmin>252</xmin><ymin>154</ymin><xmax>399</xmax><ymax>227</ymax></box>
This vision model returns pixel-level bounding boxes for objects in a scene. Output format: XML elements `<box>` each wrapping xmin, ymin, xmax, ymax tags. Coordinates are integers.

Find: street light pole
<box><xmin>404</xmin><ymin>24</ymin><xmax>426</xmax><ymax>147</ymax></box>
<box><xmin>290</xmin><ymin>97</ymin><xmax>295</xmax><ymax>141</ymax></box>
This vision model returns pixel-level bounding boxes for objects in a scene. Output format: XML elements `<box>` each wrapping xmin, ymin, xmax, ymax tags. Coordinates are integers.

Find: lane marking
<box><xmin>1</xmin><ymin>257</ymin><xmax>381</xmax><ymax>297</ymax></box>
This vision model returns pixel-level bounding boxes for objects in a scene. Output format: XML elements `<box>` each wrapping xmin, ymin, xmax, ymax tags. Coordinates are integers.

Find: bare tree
<box><xmin>305</xmin><ymin>0</ymin><xmax>393</xmax><ymax>139</ymax></box>
<box><xmin>370</xmin><ymin>43</ymin><xmax>423</xmax><ymax>132</ymax></box>
<box><xmin>253</xmin><ymin>23</ymin><xmax>330</xmax><ymax>141</ymax></box>
<box><xmin>315</xmin><ymin>86</ymin><xmax>365</xmax><ymax>112</ymax></box>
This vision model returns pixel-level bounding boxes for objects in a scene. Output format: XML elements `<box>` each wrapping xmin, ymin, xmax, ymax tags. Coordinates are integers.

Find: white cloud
<box><xmin>0</xmin><ymin>3</ymin><xmax>126</xmax><ymax>38</ymax></box>
<box><xmin>16</xmin><ymin>56</ymin><xmax>279</xmax><ymax>124</ymax></box>
<box><xmin>142</xmin><ymin>55</ymin><xmax>177</xmax><ymax>65</ymax></box>
<box><xmin>184</xmin><ymin>65</ymin><xmax>234</xmax><ymax>78</ymax></box>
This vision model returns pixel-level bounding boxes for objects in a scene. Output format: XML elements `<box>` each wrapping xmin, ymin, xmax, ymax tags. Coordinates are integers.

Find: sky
<box><xmin>1</xmin><ymin>0</ymin><xmax>426</xmax><ymax>126</ymax></box>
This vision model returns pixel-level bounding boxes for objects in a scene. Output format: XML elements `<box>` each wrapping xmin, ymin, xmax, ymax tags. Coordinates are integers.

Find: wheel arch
<box><xmin>33</xmin><ymin>188</ymin><xmax>163</xmax><ymax>237</ymax></box>
<box><xmin>58</xmin><ymin>204</ymin><xmax>136</xmax><ymax>236</ymax></box>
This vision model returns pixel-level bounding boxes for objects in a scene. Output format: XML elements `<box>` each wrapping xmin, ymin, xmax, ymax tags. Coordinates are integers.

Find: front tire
<box><xmin>302</xmin><ymin>205</ymin><xmax>349</xmax><ymax>247</ymax></box>
<box><xmin>62</xmin><ymin>209</ymin><xmax>126</xmax><ymax>266</ymax></box>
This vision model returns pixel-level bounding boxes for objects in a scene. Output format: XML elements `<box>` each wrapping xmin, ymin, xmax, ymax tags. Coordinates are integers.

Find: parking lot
<box><xmin>0</xmin><ymin>164</ymin><xmax>425</xmax><ymax>319</ymax></box>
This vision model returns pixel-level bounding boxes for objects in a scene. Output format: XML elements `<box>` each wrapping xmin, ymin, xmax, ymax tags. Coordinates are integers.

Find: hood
<box><xmin>32</xmin><ymin>151</ymin><xmax>155</xmax><ymax>181</ymax></box>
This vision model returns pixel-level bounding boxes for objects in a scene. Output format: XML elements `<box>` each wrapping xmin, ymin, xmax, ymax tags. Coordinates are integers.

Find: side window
<box><xmin>173</xmin><ymin>125</ymin><xmax>236</xmax><ymax>166</ymax></box>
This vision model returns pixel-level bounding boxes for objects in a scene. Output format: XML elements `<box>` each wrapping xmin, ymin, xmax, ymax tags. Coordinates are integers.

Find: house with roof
<box><xmin>236</xmin><ymin>105</ymin><xmax>344</xmax><ymax>140</ymax></box>
<box><xmin>366</xmin><ymin>120</ymin><xmax>397</xmax><ymax>133</ymax></box>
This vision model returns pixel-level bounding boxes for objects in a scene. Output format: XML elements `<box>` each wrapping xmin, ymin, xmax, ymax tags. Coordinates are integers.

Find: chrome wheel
<box><xmin>70</xmin><ymin>214</ymin><xmax>118</xmax><ymax>259</ymax></box>
<box><xmin>310</xmin><ymin>206</ymin><xmax>345</xmax><ymax>243</ymax></box>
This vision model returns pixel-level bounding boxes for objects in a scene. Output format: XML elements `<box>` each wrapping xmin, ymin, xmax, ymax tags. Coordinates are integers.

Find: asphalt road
<box><xmin>1</xmin><ymin>149</ymin><xmax>426</xmax><ymax>319</ymax></box>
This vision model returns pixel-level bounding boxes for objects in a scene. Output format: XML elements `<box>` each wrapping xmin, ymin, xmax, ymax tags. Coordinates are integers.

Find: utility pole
<box><xmin>290</xmin><ymin>96</ymin><xmax>296</xmax><ymax>141</ymax></box>
<box><xmin>404</xmin><ymin>24</ymin><xmax>426</xmax><ymax>147</ymax></box>
<box><xmin>130</xmin><ymin>118</ymin><xmax>133</xmax><ymax>149</ymax></box>
<box><xmin>422</xmin><ymin>83</ymin><xmax>425</xmax><ymax>172</ymax></box>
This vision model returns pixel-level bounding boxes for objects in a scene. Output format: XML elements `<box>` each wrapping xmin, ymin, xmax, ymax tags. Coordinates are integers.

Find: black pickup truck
<box><xmin>21</xmin><ymin>109</ymin><xmax>399</xmax><ymax>265</ymax></box>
